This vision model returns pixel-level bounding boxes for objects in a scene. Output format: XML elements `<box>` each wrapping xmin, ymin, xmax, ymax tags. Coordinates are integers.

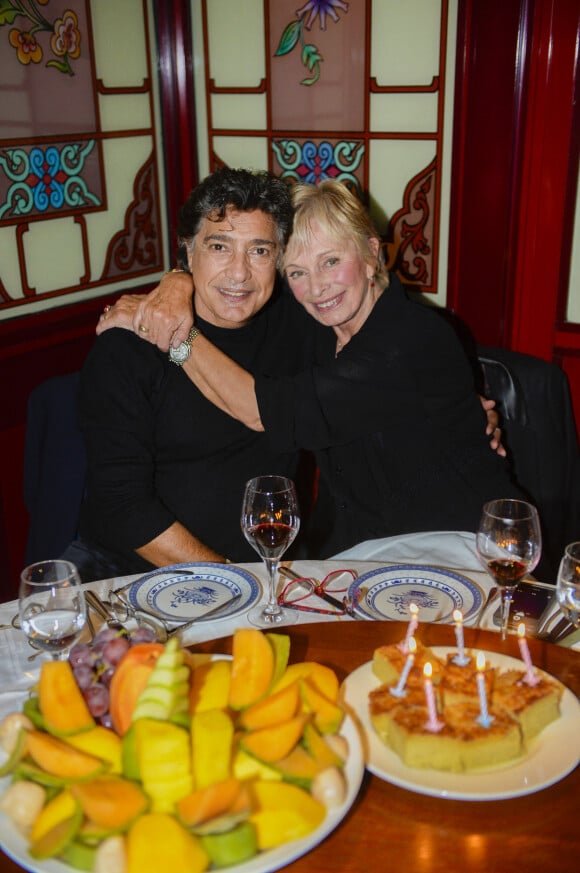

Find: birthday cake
<box><xmin>368</xmin><ymin>644</ymin><xmax>563</xmax><ymax>772</ymax></box>
<box><xmin>493</xmin><ymin>669</ymin><xmax>563</xmax><ymax>741</ymax></box>
<box><xmin>372</xmin><ymin>640</ymin><xmax>443</xmax><ymax>688</ymax></box>
<box><xmin>440</xmin><ymin>653</ymin><xmax>495</xmax><ymax>707</ymax></box>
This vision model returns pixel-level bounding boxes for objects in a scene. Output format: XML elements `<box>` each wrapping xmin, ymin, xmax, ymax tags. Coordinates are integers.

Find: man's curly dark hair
<box><xmin>177</xmin><ymin>168</ymin><xmax>293</xmax><ymax>266</ymax></box>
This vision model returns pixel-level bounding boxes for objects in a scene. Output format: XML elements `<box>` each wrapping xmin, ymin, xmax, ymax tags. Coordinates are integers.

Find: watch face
<box><xmin>169</xmin><ymin>340</ymin><xmax>190</xmax><ymax>364</ymax></box>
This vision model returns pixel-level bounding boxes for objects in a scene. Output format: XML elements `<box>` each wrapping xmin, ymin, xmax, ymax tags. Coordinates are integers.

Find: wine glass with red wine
<box><xmin>241</xmin><ymin>475</ymin><xmax>300</xmax><ymax>626</ymax></box>
<box><xmin>475</xmin><ymin>499</ymin><xmax>542</xmax><ymax>639</ymax></box>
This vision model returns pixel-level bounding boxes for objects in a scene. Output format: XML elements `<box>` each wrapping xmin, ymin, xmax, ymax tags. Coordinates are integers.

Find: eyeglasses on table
<box><xmin>277</xmin><ymin>569</ymin><xmax>361</xmax><ymax>616</ymax></box>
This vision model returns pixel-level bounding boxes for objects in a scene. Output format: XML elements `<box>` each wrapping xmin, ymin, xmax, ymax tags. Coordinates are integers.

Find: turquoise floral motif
<box><xmin>0</xmin><ymin>142</ymin><xmax>101</xmax><ymax>219</ymax></box>
<box><xmin>1</xmin><ymin>0</ymin><xmax>81</xmax><ymax>75</ymax></box>
<box><xmin>275</xmin><ymin>0</ymin><xmax>348</xmax><ymax>86</ymax></box>
<box><xmin>273</xmin><ymin>138</ymin><xmax>363</xmax><ymax>192</ymax></box>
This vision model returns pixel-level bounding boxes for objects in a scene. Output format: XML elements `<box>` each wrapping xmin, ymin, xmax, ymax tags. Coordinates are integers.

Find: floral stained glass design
<box><xmin>2</xmin><ymin>1</ymin><xmax>81</xmax><ymax>76</ymax></box>
<box><xmin>275</xmin><ymin>0</ymin><xmax>348</xmax><ymax>86</ymax></box>
<box><xmin>0</xmin><ymin>143</ymin><xmax>101</xmax><ymax>220</ymax></box>
<box><xmin>273</xmin><ymin>138</ymin><xmax>363</xmax><ymax>194</ymax></box>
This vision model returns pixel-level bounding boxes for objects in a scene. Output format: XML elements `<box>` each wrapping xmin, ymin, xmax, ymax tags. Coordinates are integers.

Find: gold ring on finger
<box><xmin>138</xmin><ymin>324</ymin><xmax>150</xmax><ymax>334</ymax></box>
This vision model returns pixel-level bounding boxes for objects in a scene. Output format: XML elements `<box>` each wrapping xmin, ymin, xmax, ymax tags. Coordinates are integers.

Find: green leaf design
<box><xmin>275</xmin><ymin>19</ymin><xmax>301</xmax><ymax>57</ymax></box>
<box><xmin>301</xmin><ymin>65</ymin><xmax>321</xmax><ymax>87</ymax></box>
<box><xmin>46</xmin><ymin>58</ymin><xmax>74</xmax><ymax>75</ymax></box>
<box><xmin>302</xmin><ymin>44</ymin><xmax>323</xmax><ymax>72</ymax></box>
<box><xmin>0</xmin><ymin>1</ymin><xmax>21</xmax><ymax>26</ymax></box>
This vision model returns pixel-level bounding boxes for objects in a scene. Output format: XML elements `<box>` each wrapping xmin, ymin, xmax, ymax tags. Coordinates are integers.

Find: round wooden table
<box><xmin>0</xmin><ymin>621</ymin><xmax>578</xmax><ymax>873</ymax></box>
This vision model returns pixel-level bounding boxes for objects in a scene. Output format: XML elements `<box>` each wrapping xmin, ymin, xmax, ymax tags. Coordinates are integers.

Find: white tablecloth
<box><xmin>1</xmin><ymin>532</ymin><xmax>577</xmax><ymax>722</ymax></box>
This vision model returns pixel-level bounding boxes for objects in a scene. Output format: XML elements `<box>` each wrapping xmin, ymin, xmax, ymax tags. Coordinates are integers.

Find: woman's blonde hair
<box><xmin>284</xmin><ymin>180</ymin><xmax>389</xmax><ymax>286</ymax></box>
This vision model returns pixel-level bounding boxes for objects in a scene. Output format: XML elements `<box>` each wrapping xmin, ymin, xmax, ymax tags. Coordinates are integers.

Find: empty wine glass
<box><xmin>475</xmin><ymin>498</ymin><xmax>542</xmax><ymax>639</ymax></box>
<box><xmin>241</xmin><ymin>475</ymin><xmax>300</xmax><ymax>626</ymax></box>
<box><xmin>19</xmin><ymin>560</ymin><xmax>87</xmax><ymax>660</ymax></box>
<box><xmin>556</xmin><ymin>541</ymin><xmax>580</xmax><ymax>628</ymax></box>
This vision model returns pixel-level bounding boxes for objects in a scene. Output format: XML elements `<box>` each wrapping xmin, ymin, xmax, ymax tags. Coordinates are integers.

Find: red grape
<box><xmin>131</xmin><ymin>626</ymin><xmax>158</xmax><ymax>644</ymax></box>
<box><xmin>99</xmin><ymin>666</ymin><xmax>115</xmax><ymax>688</ymax></box>
<box><xmin>83</xmin><ymin>683</ymin><xmax>110</xmax><ymax>718</ymax></box>
<box><xmin>99</xmin><ymin>713</ymin><xmax>114</xmax><ymax>730</ymax></box>
<box><xmin>73</xmin><ymin>665</ymin><xmax>94</xmax><ymax>691</ymax></box>
<box><xmin>69</xmin><ymin>643</ymin><xmax>94</xmax><ymax>669</ymax></box>
<box><xmin>93</xmin><ymin>627</ymin><xmax>121</xmax><ymax>645</ymax></box>
<box><xmin>102</xmin><ymin>636</ymin><xmax>131</xmax><ymax>666</ymax></box>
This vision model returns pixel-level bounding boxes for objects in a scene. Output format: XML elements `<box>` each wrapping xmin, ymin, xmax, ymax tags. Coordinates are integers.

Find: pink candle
<box><xmin>423</xmin><ymin>662</ymin><xmax>443</xmax><ymax>732</ymax></box>
<box><xmin>390</xmin><ymin>637</ymin><xmax>417</xmax><ymax>698</ymax></box>
<box><xmin>400</xmin><ymin>602</ymin><xmax>419</xmax><ymax>653</ymax></box>
<box><xmin>452</xmin><ymin>609</ymin><xmax>471</xmax><ymax>666</ymax></box>
<box><xmin>517</xmin><ymin>623</ymin><xmax>540</xmax><ymax>686</ymax></box>
<box><xmin>475</xmin><ymin>652</ymin><xmax>494</xmax><ymax>728</ymax></box>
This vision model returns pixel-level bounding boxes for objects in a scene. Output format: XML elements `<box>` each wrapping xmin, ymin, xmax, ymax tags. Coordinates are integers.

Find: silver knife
<box><xmin>166</xmin><ymin>592</ymin><xmax>242</xmax><ymax>636</ymax></box>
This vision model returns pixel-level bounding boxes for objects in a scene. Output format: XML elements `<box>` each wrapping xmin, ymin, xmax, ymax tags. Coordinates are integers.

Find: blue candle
<box><xmin>476</xmin><ymin>652</ymin><xmax>494</xmax><ymax>728</ymax></box>
<box><xmin>390</xmin><ymin>637</ymin><xmax>417</xmax><ymax>697</ymax></box>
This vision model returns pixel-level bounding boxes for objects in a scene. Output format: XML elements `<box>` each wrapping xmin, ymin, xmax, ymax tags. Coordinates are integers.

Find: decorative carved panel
<box><xmin>0</xmin><ymin>0</ymin><xmax>166</xmax><ymax>317</ymax></box>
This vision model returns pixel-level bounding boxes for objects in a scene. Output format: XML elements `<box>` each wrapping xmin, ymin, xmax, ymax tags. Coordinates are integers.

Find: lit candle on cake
<box><xmin>452</xmin><ymin>609</ymin><xmax>471</xmax><ymax>666</ymax></box>
<box><xmin>390</xmin><ymin>636</ymin><xmax>417</xmax><ymax>698</ymax></box>
<box><xmin>423</xmin><ymin>662</ymin><xmax>443</xmax><ymax>732</ymax></box>
<box><xmin>401</xmin><ymin>602</ymin><xmax>419</xmax><ymax>652</ymax></box>
<box><xmin>517</xmin><ymin>623</ymin><xmax>540</xmax><ymax>686</ymax></box>
<box><xmin>475</xmin><ymin>652</ymin><xmax>494</xmax><ymax>728</ymax></box>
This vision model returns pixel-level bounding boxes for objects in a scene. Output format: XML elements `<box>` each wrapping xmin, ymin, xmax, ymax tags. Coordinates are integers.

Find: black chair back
<box><xmin>477</xmin><ymin>347</ymin><xmax>580</xmax><ymax>582</ymax></box>
<box><xmin>23</xmin><ymin>372</ymin><xmax>86</xmax><ymax>565</ymax></box>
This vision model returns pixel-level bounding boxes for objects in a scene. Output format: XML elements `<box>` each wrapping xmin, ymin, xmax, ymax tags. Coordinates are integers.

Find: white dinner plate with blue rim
<box><xmin>348</xmin><ymin>564</ymin><xmax>484</xmax><ymax>624</ymax></box>
<box><xmin>125</xmin><ymin>562</ymin><xmax>261</xmax><ymax>623</ymax></box>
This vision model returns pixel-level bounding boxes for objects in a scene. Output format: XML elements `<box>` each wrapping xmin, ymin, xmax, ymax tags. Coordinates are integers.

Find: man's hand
<box><xmin>97</xmin><ymin>271</ymin><xmax>195</xmax><ymax>351</ymax></box>
<box><xmin>479</xmin><ymin>396</ymin><xmax>507</xmax><ymax>457</ymax></box>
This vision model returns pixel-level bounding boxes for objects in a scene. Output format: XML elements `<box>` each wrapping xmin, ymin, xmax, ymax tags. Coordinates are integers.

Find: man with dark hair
<box><xmin>65</xmin><ymin>168</ymin><xmax>313</xmax><ymax>581</ymax></box>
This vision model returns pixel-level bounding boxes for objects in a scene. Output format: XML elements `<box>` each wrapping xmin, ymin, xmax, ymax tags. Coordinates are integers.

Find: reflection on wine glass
<box><xmin>19</xmin><ymin>560</ymin><xmax>87</xmax><ymax>660</ymax></box>
<box><xmin>475</xmin><ymin>499</ymin><xmax>542</xmax><ymax>640</ymax></box>
<box><xmin>556</xmin><ymin>541</ymin><xmax>580</xmax><ymax>628</ymax></box>
<box><xmin>241</xmin><ymin>475</ymin><xmax>300</xmax><ymax>626</ymax></box>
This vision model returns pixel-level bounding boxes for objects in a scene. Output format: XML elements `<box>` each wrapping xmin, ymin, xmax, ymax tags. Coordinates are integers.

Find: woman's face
<box><xmin>284</xmin><ymin>220</ymin><xmax>378</xmax><ymax>335</ymax></box>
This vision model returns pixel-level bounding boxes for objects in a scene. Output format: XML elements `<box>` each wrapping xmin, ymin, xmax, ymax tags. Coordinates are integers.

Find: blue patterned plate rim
<box><xmin>126</xmin><ymin>562</ymin><xmax>261</xmax><ymax>623</ymax></box>
<box><xmin>348</xmin><ymin>564</ymin><xmax>483</xmax><ymax>623</ymax></box>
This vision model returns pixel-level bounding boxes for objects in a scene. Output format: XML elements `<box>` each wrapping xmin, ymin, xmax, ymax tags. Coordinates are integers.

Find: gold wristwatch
<box><xmin>168</xmin><ymin>326</ymin><xmax>200</xmax><ymax>366</ymax></box>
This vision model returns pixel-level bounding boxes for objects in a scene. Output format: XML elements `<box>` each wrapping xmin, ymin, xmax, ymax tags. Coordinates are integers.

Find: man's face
<box><xmin>188</xmin><ymin>207</ymin><xmax>279</xmax><ymax>328</ymax></box>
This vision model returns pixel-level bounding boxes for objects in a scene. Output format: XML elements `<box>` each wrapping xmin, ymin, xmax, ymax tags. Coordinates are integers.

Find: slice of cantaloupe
<box><xmin>26</xmin><ymin>730</ymin><xmax>107</xmax><ymax>781</ymax></box>
<box><xmin>228</xmin><ymin>629</ymin><xmax>275</xmax><ymax>710</ymax></box>
<box><xmin>38</xmin><ymin>661</ymin><xmax>95</xmax><ymax>737</ymax></box>
<box><xmin>239</xmin><ymin>715</ymin><xmax>307</xmax><ymax>763</ymax></box>
<box><xmin>238</xmin><ymin>681</ymin><xmax>300</xmax><ymax>731</ymax></box>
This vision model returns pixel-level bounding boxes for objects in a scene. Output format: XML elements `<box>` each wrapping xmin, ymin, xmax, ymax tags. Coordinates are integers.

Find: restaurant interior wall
<box><xmin>0</xmin><ymin>0</ymin><xmax>578</xmax><ymax>595</ymax></box>
<box><xmin>0</xmin><ymin>0</ymin><xmax>197</xmax><ymax>593</ymax></box>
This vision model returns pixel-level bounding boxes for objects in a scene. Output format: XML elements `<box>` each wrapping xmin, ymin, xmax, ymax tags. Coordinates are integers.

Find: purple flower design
<box><xmin>296</xmin><ymin>0</ymin><xmax>349</xmax><ymax>31</ymax></box>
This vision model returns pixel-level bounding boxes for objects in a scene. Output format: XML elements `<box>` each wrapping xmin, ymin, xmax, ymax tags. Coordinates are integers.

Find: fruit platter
<box><xmin>0</xmin><ymin>628</ymin><xmax>363</xmax><ymax>873</ymax></box>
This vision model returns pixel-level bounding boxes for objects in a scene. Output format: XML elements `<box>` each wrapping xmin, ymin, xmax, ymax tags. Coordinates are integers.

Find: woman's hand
<box><xmin>97</xmin><ymin>271</ymin><xmax>195</xmax><ymax>351</ymax></box>
<box><xmin>479</xmin><ymin>396</ymin><xmax>506</xmax><ymax>457</ymax></box>
<box><xmin>97</xmin><ymin>294</ymin><xmax>145</xmax><ymax>333</ymax></box>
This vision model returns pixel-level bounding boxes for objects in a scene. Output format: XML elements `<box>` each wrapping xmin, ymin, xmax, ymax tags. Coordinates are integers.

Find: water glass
<box><xmin>19</xmin><ymin>560</ymin><xmax>87</xmax><ymax>660</ymax></box>
<box><xmin>556</xmin><ymin>541</ymin><xmax>580</xmax><ymax>628</ymax></box>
